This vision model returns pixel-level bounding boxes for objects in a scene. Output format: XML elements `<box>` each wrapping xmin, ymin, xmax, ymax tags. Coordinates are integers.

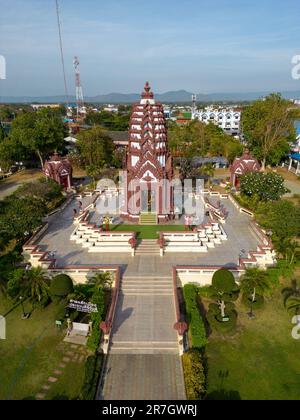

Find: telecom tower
<box><xmin>73</xmin><ymin>56</ymin><xmax>84</xmax><ymax>118</ymax></box>
<box><xmin>192</xmin><ymin>94</ymin><xmax>197</xmax><ymax>118</ymax></box>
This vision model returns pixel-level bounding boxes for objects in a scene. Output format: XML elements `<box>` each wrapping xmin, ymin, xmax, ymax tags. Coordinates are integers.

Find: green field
<box><xmin>110</xmin><ymin>224</ymin><xmax>186</xmax><ymax>239</ymax></box>
<box><xmin>205</xmin><ymin>274</ymin><xmax>300</xmax><ymax>400</ymax></box>
<box><xmin>0</xmin><ymin>296</ymin><xmax>87</xmax><ymax>400</ymax></box>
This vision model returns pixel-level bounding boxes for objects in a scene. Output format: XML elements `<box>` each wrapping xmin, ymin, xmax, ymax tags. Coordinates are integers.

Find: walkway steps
<box><xmin>135</xmin><ymin>239</ymin><xmax>160</xmax><ymax>255</ymax></box>
<box><xmin>121</xmin><ymin>275</ymin><xmax>173</xmax><ymax>296</ymax></box>
<box><xmin>139</xmin><ymin>213</ymin><xmax>158</xmax><ymax>225</ymax></box>
<box><xmin>110</xmin><ymin>341</ymin><xmax>178</xmax><ymax>355</ymax></box>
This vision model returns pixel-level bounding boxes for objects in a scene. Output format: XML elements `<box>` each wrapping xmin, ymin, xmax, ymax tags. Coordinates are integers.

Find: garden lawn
<box><xmin>0</xmin><ymin>296</ymin><xmax>86</xmax><ymax>400</ymax></box>
<box><xmin>110</xmin><ymin>224</ymin><xmax>185</xmax><ymax>239</ymax></box>
<box><xmin>205</xmin><ymin>277</ymin><xmax>300</xmax><ymax>400</ymax></box>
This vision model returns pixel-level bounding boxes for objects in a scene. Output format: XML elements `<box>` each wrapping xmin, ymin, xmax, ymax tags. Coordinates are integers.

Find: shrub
<box><xmin>50</xmin><ymin>274</ymin><xmax>74</xmax><ymax>298</ymax></box>
<box><xmin>6</xmin><ymin>268</ymin><xmax>24</xmax><ymax>299</ymax></box>
<box><xmin>80</xmin><ymin>354</ymin><xmax>103</xmax><ymax>400</ymax></box>
<box><xmin>87</xmin><ymin>288</ymin><xmax>105</xmax><ymax>352</ymax></box>
<box><xmin>212</xmin><ymin>269</ymin><xmax>236</xmax><ymax>294</ymax></box>
<box><xmin>183</xmin><ymin>285</ymin><xmax>208</xmax><ymax>349</ymax></box>
<box><xmin>207</xmin><ymin>309</ymin><xmax>237</xmax><ymax>333</ymax></box>
<box><xmin>182</xmin><ymin>349</ymin><xmax>206</xmax><ymax>400</ymax></box>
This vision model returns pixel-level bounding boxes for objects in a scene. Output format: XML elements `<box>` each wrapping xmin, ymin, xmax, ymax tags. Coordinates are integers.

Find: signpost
<box><xmin>67</xmin><ymin>300</ymin><xmax>98</xmax><ymax>313</ymax></box>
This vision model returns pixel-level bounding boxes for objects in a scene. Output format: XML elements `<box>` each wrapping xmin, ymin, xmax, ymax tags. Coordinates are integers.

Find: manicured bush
<box><xmin>80</xmin><ymin>354</ymin><xmax>103</xmax><ymax>400</ymax></box>
<box><xmin>212</xmin><ymin>269</ymin><xmax>236</xmax><ymax>294</ymax></box>
<box><xmin>50</xmin><ymin>274</ymin><xmax>74</xmax><ymax>298</ymax></box>
<box><xmin>207</xmin><ymin>309</ymin><xmax>237</xmax><ymax>333</ymax></box>
<box><xmin>183</xmin><ymin>285</ymin><xmax>208</xmax><ymax>349</ymax></box>
<box><xmin>182</xmin><ymin>349</ymin><xmax>206</xmax><ymax>400</ymax></box>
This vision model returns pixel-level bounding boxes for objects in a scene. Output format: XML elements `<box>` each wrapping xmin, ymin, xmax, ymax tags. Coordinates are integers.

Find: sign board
<box><xmin>68</xmin><ymin>300</ymin><xmax>98</xmax><ymax>313</ymax></box>
<box><xmin>0</xmin><ymin>315</ymin><xmax>6</xmax><ymax>340</ymax></box>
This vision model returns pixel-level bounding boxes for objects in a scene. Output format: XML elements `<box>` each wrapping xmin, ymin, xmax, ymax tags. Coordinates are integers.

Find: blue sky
<box><xmin>0</xmin><ymin>0</ymin><xmax>299</xmax><ymax>96</ymax></box>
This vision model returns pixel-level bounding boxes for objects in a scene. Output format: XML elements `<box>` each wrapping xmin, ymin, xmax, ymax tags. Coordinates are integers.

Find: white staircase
<box><xmin>135</xmin><ymin>239</ymin><xmax>160</xmax><ymax>255</ymax></box>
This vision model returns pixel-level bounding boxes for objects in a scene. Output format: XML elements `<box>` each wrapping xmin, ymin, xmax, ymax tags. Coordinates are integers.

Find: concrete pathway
<box><xmin>99</xmin><ymin>273</ymin><xmax>186</xmax><ymax>400</ymax></box>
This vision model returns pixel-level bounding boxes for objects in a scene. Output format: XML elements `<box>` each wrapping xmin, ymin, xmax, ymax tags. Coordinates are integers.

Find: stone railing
<box><xmin>172</xmin><ymin>267</ymin><xmax>188</xmax><ymax>356</ymax></box>
<box><xmin>100</xmin><ymin>266</ymin><xmax>121</xmax><ymax>354</ymax></box>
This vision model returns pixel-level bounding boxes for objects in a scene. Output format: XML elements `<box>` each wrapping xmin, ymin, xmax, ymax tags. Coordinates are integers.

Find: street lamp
<box><xmin>19</xmin><ymin>296</ymin><xmax>26</xmax><ymax>319</ymax></box>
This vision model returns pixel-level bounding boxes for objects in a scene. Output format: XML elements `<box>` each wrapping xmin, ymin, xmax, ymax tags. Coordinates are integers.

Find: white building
<box><xmin>192</xmin><ymin>106</ymin><xmax>241</xmax><ymax>136</ymax></box>
<box><xmin>103</xmin><ymin>104</ymin><xmax>119</xmax><ymax>113</ymax></box>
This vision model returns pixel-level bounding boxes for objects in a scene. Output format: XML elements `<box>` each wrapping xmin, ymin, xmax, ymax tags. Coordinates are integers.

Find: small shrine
<box><xmin>230</xmin><ymin>149</ymin><xmax>260</xmax><ymax>188</ymax></box>
<box><xmin>44</xmin><ymin>152</ymin><xmax>73</xmax><ymax>189</ymax></box>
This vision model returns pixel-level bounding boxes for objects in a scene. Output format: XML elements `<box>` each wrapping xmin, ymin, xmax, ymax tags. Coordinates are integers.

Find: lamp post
<box><xmin>19</xmin><ymin>296</ymin><xmax>26</xmax><ymax>319</ymax></box>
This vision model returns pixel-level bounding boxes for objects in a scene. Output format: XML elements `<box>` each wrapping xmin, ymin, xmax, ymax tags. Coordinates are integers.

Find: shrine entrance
<box><xmin>140</xmin><ymin>184</ymin><xmax>157</xmax><ymax>213</ymax></box>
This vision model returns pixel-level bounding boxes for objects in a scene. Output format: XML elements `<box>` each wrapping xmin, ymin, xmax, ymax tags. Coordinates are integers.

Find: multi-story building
<box><xmin>192</xmin><ymin>106</ymin><xmax>241</xmax><ymax>136</ymax></box>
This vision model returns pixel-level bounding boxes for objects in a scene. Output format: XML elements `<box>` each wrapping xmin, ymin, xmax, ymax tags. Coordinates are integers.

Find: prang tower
<box><xmin>123</xmin><ymin>82</ymin><xmax>174</xmax><ymax>223</ymax></box>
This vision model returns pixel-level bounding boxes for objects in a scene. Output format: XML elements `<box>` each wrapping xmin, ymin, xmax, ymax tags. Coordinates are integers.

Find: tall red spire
<box><xmin>123</xmin><ymin>82</ymin><xmax>174</xmax><ymax>221</ymax></box>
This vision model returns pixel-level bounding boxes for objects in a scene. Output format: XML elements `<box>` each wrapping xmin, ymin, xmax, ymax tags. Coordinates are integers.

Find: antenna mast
<box><xmin>73</xmin><ymin>56</ymin><xmax>84</xmax><ymax>119</ymax></box>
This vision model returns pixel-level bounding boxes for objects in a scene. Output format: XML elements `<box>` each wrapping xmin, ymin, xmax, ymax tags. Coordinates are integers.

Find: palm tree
<box><xmin>89</xmin><ymin>272</ymin><xmax>112</xmax><ymax>291</ymax></box>
<box><xmin>240</xmin><ymin>268</ymin><xmax>271</xmax><ymax>316</ymax></box>
<box><xmin>23</xmin><ymin>267</ymin><xmax>50</xmax><ymax>302</ymax></box>
<box><xmin>285</xmin><ymin>296</ymin><xmax>300</xmax><ymax>316</ymax></box>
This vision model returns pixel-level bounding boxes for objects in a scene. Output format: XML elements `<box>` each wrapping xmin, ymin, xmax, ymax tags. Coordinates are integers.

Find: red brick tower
<box><xmin>123</xmin><ymin>82</ymin><xmax>174</xmax><ymax>223</ymax></box>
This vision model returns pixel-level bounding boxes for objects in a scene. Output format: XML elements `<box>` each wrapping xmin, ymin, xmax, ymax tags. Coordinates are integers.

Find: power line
<box><xmin>55</xmin><ymin>0</ymin><xmax>69</xmax><ymax>107</ymax></box>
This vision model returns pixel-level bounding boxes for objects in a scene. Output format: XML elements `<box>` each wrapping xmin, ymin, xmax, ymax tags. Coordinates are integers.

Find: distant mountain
<box><xmin>1</xmin><ymin>90</ymin><xmax>300</xmax><ymax>104</ymax></box>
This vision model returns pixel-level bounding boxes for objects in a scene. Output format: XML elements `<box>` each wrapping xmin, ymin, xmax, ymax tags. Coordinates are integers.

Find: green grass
<box><xmin>0</xmin><ymin>296</ymin><xmax>87</xmax><ymax>400</ymax></box>
<box><xmin>110</xmin><ymin>224</ymin><xmax>185</xmax><ymax>239</ymax></box>
<box><xmin>205</xmin><ymin>273</ymin><xmax>300</xmax><ymax>400</ymax></box>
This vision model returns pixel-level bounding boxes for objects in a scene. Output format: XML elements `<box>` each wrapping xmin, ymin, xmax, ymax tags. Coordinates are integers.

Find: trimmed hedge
<box><xmin>183</xmin><ymin>285</ymin><xmax>208</xmax><ymax>349</ymax></box>
<box><xmin>80</xmin><ymin>354</ymin><xmax>103</xmax><ymax>400</ymax></box>
<box><xmin>50</xmin><ymin>274</ymin><xmax>74</xmax><ymax>298</ymax></box>
<box><xmin>87</xmin><ymin>288</ymin><xmax>105</xmax><ymax>352</ymax></box>
<box><xmin>182</xmin><ymin>349</ymin><xmax>206</xmax><ymax>400</ymax></box>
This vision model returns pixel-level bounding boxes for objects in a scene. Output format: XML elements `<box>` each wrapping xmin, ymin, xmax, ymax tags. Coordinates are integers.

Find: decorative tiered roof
<box><xmin>127</xmin><ymin>82</ymin><xmax>173</xmax><ymax>183</ymax></box>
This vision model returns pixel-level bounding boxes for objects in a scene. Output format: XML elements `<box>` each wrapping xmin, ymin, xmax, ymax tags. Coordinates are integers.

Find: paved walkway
<box><xmin>98</xmin><ymin>274</ymin><xmax>186</xmax><ymax>400</ymax></box>
<box><xmin>35</xmin><ymin>195</ymin><xmax>261</xmax><ymax>401</ymax></box>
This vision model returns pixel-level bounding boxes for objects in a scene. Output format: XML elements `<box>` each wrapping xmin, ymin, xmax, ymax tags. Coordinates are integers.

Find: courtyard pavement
<box><xmin>35</xmin><ymin>194</ymin><xmax>260</xmax><ymax>401</ymax></box>
<box><xmin>36</xmin><ymin>196</ymin><xmax>260</xmax><ymax>271</ymax></box>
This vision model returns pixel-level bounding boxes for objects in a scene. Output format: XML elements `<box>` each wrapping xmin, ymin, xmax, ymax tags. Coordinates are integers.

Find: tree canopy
<box><xmin>76</xmin><ymin>126</ymin><xmax>115</xmax><ymax>168</ymax></box>
<box><xmin>8</xmin><ymin>109</ymin><xmax>66</xmax><ymax>167</ymax></box>
<box><xmin>168</xmin><ymin>120</ymin><xmax>242</xmax><ymax>162</ymax></box>
<box><xmin>241</xmin><ymin>93</ymin><xmax>296</xmax><ymax>169</ymax></box>
<box><xmin>240</xmin><ymin>172</ymin><xmax>288</xmax><ymax>201</ymax></box>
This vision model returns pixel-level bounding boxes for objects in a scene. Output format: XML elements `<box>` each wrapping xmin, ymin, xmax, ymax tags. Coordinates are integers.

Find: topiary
<box><xmin>50</xmin><ymin>274</ymin><xmax>74</xmax><ymax>298</ymax></box>
<box><xmin>207</xmin><ymin>309</ymin><xmax>237</xmax><ymax>333</ymax></box>
<box><xmin>212</xmin><ymin>269</ymin><xmax>236</xmax><ymax>293</ymax></box>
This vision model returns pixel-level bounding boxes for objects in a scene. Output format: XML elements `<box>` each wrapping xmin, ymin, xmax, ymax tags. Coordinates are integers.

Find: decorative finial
<box><xmin>141</xmin><ymin>81</ymin><xmax>154</xmax><ymax>99</ymax></box>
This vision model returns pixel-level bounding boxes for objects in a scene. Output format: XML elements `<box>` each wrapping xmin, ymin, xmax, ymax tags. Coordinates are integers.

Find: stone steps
<box><xmin>121</xmin><ymin>276</ymin><xmax>173</xmax><ymax>295</ymax></box>
<box><xmin>135</xmin><ymin>239</ymin><xmax>160</xmax><ymax>255</ymax></box>
<box><xmin>110</xmin><ymin>340</ymin><xmax>178</xmax><ymax>354</ymax></box>
<box><xmin>139</xmin><ymin>213</ymin><xmax>158</xmax><ymax>225</ymax></box>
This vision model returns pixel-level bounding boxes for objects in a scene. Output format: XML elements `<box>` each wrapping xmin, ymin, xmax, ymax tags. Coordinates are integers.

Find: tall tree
<box><xmin>9</xmin><ymin>109</ymin><xmax>66</xmax><ymax>167</ymax></box>
<box><xmin>22</xmin><ymin>267</ymin><xmax>49</xmax><ymax>303</ymax></box>
<box><xmin>76</xmin><ymin>126</ymin><xmax>115</xmax><ymax>167</ymax></box>
<box><xmin>242</xmin><ymin>93</ymin><xmax>296</xmax><ymax>169</ymax></box>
